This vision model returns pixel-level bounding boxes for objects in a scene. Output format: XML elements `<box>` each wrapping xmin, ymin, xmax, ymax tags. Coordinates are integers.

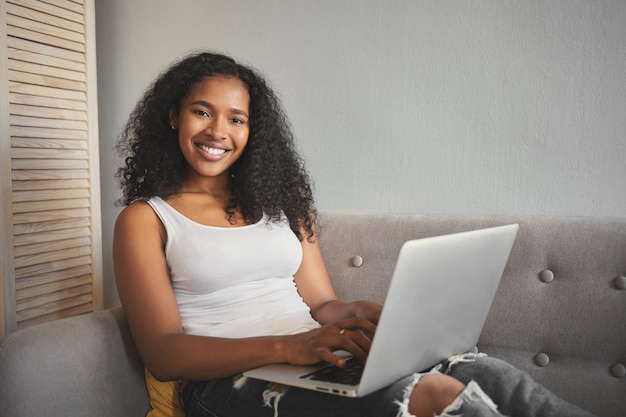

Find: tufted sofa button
<box><xmin>350</xmin><ymin>256</ymin><xmax>364</xmax><ymax>268</ymax></box>
<box><xmin>534</xmin><ymin>353</ymin><xmax>550</xmax><ymax>367</ymax></box>
<box><xmin>610</xmin><ymin>363</ymin><xmax>626</xmax><ymax>378</ymax></box>
<box><xmin>539</xmin><ymin>270</ymin><xmax>554</xmax><ymax>283</ymax></box>
<box><xmin>614</xmin><ymin>276</ymin><xmax>626</xmax><ymax>290</ymax></box>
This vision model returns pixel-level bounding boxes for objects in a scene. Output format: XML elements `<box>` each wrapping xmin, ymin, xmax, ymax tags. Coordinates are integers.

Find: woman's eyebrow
<box><xmin>232</xmin><ymin>108</ymin><xmax>250</xmax><ymax>118</ymax></box>
<box><xmin>191</xmin><ymin>100</ymin><xmax>249</xmax><ymax>118</ymax></box>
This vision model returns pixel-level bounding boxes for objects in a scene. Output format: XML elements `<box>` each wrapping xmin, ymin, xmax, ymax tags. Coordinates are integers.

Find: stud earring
<box><xmin>170</xmin><ymin>125</ymin><xmax>176</xmax><ymax>130</ymax></box>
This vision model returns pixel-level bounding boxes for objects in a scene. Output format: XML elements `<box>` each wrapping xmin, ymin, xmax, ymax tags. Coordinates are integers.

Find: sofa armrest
<box><xmin>0</xmin><ymin>307</ymin><xmax>148</xmax><ymax>417</ymax></box>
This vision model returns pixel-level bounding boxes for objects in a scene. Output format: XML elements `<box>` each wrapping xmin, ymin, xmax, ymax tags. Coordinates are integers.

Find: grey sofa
<box><xmin>1</xmin><ymin>211</ymin><xmax>624</xmax><ymax>417</ymax></box>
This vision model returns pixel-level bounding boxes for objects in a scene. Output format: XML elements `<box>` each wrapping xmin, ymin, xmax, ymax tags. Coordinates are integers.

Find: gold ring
<box><xmin>339</xmin><ymin>328</ymin><xmax>346</xmax><ymax>336</ymax></box>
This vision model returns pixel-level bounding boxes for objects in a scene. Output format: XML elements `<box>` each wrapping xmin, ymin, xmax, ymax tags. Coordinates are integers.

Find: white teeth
<box><xmin>198</xmin><ymin>144</ymin><xmax>227</xmax><ymax>155</ymax></box>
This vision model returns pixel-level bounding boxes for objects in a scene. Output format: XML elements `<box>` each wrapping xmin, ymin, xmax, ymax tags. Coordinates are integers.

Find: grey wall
<box><xmin>95</xmin><ymin>0</ymin><xmax>626</xmax><ymax>308</ymax></box>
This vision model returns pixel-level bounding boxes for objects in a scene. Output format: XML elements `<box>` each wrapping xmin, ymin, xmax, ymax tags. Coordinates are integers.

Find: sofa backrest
<box><xmin>317</xmin><ymin>211</ymin><xmax>626</xmax><ymax>417</ymax></box>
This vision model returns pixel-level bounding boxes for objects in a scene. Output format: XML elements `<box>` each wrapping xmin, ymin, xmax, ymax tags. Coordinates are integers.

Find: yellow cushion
<box><xmin>144</xmin><ymin>367</ymin><xmax>185</xmax><ymax>417</ymax></box>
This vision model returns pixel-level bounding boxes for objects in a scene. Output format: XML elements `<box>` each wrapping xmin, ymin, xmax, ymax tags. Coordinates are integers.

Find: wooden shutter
<box><xmin>0</xmin><ymin>0</ymin><xmax>102</xmax><ymax>335</ymax></box>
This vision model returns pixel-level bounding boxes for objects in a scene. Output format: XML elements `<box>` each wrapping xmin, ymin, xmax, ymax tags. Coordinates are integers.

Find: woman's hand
<box><xmin>350</xmin><ymin>300</ymin><xmax>382</xmax><ymax>325</ymax></box>
<box><xmin>282</xmin><ymin>316</ymin><xmax>377</xmax><ymax>368</ymax></box>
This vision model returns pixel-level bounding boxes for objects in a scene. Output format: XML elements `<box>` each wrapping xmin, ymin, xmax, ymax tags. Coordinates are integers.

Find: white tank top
<box><xmin>147</xmin><ymin>197</ymin><xmax>320</xmax><ymax>338</ymax></box>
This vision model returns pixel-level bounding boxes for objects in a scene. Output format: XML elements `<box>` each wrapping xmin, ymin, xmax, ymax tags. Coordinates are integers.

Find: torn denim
<box><xmin>183</xmin><ymin>353</ymin><xmax>598</xmax><ymax>417</ymax></box>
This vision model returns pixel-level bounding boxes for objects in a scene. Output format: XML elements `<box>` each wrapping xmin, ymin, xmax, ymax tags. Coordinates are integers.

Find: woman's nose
<box><xmin>205</xmin><ymin>117</ymin><xmax>227</xmax><ymax>139</ymax></box>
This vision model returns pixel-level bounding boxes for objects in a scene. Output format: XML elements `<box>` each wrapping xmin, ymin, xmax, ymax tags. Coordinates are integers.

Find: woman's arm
<box><xmin>293</xmin><ymin>234</ymin><xmax>383</xmax><ymax>364</ymax></box>
<box><xmin>294</xmin><ymin>233</ymin><xmax>382</xmax><ymax>325</ymax></box>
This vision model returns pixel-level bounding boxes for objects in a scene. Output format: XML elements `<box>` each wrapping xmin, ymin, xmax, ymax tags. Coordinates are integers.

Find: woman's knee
<box><xmin>408</xmin><ymin>374</ymin><xmax>465</xmax><ymax>417</ymax></box>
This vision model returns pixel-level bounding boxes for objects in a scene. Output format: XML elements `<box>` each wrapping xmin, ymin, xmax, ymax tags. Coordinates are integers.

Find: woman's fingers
<box><xmin>327</xmin><ymin>318</ymin><xmax>376</xmax><ymax>363</ymax></box>
<box><xmin>333</xmin><ymin>328</ymin><xmax>370</xmax><ymax>361</ymax></box>
<box><xmin>335</xmin><ymin>316</ymin><xmax>377</xmax><ymax>339</ymax></box>
<box><xmin>284</xmin><ymin>317</ymin><xmax>378</xmax><ymax>366</ymax></box>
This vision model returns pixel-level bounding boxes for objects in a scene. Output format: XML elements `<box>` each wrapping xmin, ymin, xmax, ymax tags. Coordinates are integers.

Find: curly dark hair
<box><xmin>116</xmin><ymin>51</ymin><xmax>316</xmax><ymax>241</ymax></box>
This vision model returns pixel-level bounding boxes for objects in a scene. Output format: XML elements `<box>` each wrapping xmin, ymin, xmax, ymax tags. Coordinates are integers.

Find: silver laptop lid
<box><xmin>357</xmin><ymin>223</ymin><xmax>519</xmax><ymax>396</ymax></box>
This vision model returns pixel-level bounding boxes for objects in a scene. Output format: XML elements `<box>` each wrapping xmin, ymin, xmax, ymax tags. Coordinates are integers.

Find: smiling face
<box><xmin>171</xmin><ymin>74</ymin><xmax>250</xmax><ymax>190</ymax></box>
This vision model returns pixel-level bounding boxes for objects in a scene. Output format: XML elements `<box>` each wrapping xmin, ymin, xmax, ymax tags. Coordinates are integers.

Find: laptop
<box><xmin>244</xmin><ymin>223</ymin><xmax>519</xmax><ymax>397</ymax></box>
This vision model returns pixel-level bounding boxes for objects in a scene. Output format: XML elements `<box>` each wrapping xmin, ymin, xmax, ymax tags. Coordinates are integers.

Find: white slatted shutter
<box><xmin>0</xmin><ymin>0</ymin><xmax>101</xmax><ymax>335</ymax></box>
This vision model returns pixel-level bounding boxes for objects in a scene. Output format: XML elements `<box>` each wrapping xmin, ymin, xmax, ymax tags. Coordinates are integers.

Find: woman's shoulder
<box><xmin>119</xmin><ymin>198</ymin><xmax>153</xmax><ymax>214</ymax></box>
<box><xmin>114</xmin><ymin>199</ymin><xmax>168</xmax><ymax>250</ymax></box>
<box><xmin>115</xmin><ymin>199</ymin><xmax>161</xmax><ymax>230</ymax></box>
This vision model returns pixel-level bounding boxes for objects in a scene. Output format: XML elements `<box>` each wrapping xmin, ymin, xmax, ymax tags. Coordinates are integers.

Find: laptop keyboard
<box><xmin>299</xmin><ymin>357</ymin><xmax>364</xmax><ymax>385</ymax></box>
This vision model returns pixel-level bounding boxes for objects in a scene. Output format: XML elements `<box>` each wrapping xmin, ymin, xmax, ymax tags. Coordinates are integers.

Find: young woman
<box><xmin>114</xmin><ymin>51</ymin><xmax>597</xmax><ymax>417</ymax></box>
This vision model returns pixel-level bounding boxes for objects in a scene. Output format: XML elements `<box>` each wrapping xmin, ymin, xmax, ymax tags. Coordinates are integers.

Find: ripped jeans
<box><xmin>182</xmin><ymin>354</ymin><xmax>598</xmax><ymax>417</ymax></box>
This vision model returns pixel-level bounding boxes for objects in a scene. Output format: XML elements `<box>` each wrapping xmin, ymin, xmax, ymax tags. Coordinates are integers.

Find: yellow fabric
<box><xmin>144</xmin><ymin>367</ymin><xmax>185</xmax><ymax>417</ymax></box>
